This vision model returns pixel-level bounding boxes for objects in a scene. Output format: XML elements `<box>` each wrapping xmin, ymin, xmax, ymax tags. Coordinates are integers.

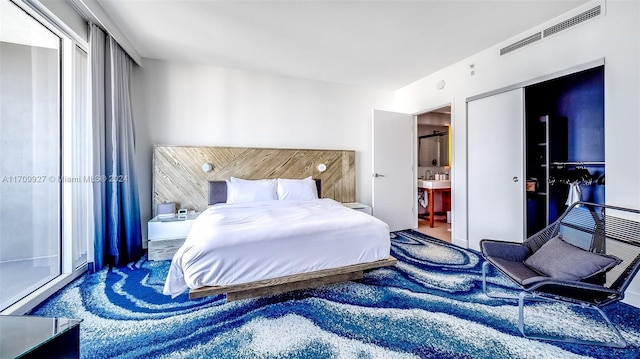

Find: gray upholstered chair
<box><xmin>481</xmin><ymin>202</ymin><xmax>640</xmax><ymax>348</ymax></box>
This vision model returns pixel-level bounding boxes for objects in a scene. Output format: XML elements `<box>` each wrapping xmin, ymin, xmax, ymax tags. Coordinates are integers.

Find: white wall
<box><xmin>394</xmin><ymin>0</ymin><xmax>640</xmax><ymax>306</ymax></box>
<box><xmin>132</xmin><ymin>59</ymin><xmax>395</xmax><ymax>240</ymax></box>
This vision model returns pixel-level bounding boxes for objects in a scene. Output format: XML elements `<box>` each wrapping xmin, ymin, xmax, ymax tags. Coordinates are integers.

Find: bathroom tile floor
<box><xmin>416</xmin><ymin>217</ymin><xmax>451</xmax><ymax>242</ymax></box>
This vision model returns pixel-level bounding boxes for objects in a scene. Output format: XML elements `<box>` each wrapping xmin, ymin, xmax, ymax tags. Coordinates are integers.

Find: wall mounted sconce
<box><xmin>317</xmin><ymin>163</ymin><xmax>327</xmax><ymax>172</ymax></box>
<box><xmin>201</xmin><ymin>163</ymin><xmax>213</xmax><ymax>172</ymax></box>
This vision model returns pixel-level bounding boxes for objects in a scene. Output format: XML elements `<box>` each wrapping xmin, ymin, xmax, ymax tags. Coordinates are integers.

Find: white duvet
<box><xmin>163</xmin><ymin>199</ymin><xmax>390</xmax><ymax>297</ymax></box>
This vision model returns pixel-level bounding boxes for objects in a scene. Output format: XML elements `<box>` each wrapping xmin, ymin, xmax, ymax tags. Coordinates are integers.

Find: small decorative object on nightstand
<box><xmin>157</xmin><ymin>201</ymin><xmax>176</xmax><ymax>219</ymax></box>
<box><xmin>147</xmin><ymin>212</ymin><xmax>199</xmax><ymax>260</ymax></box>
<box><xmin>342</xmin><ymin>202</ymin><xmax>372</xmax><ymax>215</ymax></box>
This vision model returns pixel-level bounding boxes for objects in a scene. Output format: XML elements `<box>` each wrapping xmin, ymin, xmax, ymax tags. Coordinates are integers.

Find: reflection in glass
<box><xmin>0</xmin><ymin>316</ymin><xmax>81</xmax><ymax>358</ymax></box>
<box><xmin>0</xmin><ymin>0</ymin><xmax>61</xmax><ymax>310</ymax></box>
<box><xmin>419</xmin><ymin>126</ymin><xmax>449</xmax><ymax>167</ymax></box>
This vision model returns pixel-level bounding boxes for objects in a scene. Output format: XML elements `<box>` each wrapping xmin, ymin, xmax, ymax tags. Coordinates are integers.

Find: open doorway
<box><xmin>416</xmin><ymin>105</ymin><xmax>452</xmax><ymax>242</ymax></box>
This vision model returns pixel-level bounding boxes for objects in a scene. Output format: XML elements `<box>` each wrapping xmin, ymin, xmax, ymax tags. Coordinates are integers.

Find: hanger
<box><xmin>574</xmin><ymin>165</ymin><xmax>593</xmax><ymax>185</ymax></box>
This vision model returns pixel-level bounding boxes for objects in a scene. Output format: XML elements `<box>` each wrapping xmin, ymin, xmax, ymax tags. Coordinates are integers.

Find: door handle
<box><xmin>373</xmin><ymin>173</ymin><xmax>385</xmax><ymax>178</ymax></box>
<box><xmin>513</xmin><ymin>176</ymin><xmax>519</xmax><ymax>182</ymax></box>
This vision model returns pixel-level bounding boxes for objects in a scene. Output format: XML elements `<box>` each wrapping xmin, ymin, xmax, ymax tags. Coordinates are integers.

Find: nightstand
<box><xmin>342</xmin><ymin>202</ymin><xmax>372</xmax><ymax>215</ymax></box>
<box><xmin>147</xmin><ymin>213</ymin><xmax>199</xmax><ymax>260</ymax></box>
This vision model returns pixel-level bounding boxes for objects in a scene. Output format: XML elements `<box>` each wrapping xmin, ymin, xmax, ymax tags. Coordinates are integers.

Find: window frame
<box><xmin>1</xmin><ymin>0</ymin><xmax>90</xmax><ymax>314</ymax></box>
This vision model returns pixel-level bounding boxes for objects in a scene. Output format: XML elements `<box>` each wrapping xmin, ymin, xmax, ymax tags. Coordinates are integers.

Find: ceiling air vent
<box><xmin>500</xmin><ymin>33</ymin><xmax>542</xmax><ymax>56</ymax></box>
<box><xmin>543</xmin><ymin>5</ymin><xmax>602</xmax><ymax>38</ymax></box>
<box><xmin>499</xmin><ymin>3</ymin><xmax>603</xmax><ymax>56</ymax></box>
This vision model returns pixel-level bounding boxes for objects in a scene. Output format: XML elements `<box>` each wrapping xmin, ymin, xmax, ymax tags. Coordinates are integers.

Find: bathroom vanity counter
<box><xmin>418</xmin><ymin>180</ymin><xmax>451</xmax><ymax>228</ymax></box>
<box><xmin>418</xmin><ymin>180</ymin><xmax>450</xmax><ymax>189</ymax></box>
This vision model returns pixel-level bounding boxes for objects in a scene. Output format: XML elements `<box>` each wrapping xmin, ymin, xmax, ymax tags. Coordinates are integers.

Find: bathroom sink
<box><xmin>418</xmin><ymin>180</ymin><xmax>451</xmax><ymax>189</ymax></box>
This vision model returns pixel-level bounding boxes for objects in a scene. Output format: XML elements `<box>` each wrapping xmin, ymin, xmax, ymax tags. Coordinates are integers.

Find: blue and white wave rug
<box><xmin>32</xmin><ymin>230</ymin><xmax>640</xmax><ymax>358</ymax></box>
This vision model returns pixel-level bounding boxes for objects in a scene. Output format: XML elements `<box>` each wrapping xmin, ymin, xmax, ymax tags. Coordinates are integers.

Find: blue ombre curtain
<box><xmin>91</xmin><ymin>24</ymin><xmax>142</xmax><ymax>270</ymax></box>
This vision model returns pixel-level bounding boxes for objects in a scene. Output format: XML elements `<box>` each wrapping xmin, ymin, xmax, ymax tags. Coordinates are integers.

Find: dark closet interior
<box><xmin>525</xmin><ymin>66</ymin><xmax>605</xmax><ymax>236</ymax></box>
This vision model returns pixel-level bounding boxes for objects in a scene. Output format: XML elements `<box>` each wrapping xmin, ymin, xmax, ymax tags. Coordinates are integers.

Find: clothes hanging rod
<box><xmin>419</xmin><ymin>131</ymin><xmax>447</xmax><ymax>139</ymax></box>
<box><xmin>551</xmin><ymin>161</ymin><xmax>605</xmax><ymax>166</ymax></box>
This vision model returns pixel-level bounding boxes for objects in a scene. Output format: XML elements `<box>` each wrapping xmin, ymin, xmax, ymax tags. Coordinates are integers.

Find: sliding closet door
<box><xmin>467</xmin><ymin>88</ymin><xmax>525</xmax><ymax>250</ymax></box>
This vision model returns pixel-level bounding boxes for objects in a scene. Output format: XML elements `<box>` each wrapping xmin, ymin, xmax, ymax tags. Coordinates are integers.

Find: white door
<box><xmin>467</xmin><ymin>88</ymin><xmax>525</xmax><ymax>250</ymax></box>
<box><xmin>372</xmin><ymin>109</ymin><xmax>415</xmax><ymax>232</ymax></box>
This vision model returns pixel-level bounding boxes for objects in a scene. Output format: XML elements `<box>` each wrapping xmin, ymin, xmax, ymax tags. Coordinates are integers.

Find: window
<box><xmin>0</xmin><ymin>0</ymin><xmax>89</xmax><ymax>312</ymax></box>
<box><xmin>71</xmin><ymin>45</ymin><xmax>89</xmax><ymax>270</ymax></box>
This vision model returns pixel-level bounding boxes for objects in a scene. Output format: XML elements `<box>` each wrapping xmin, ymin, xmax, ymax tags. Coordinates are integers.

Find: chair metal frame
<box><xmin>481</xmin><ymin>202</ymin><xmax>640</xmax><ymax>348</ymax></box>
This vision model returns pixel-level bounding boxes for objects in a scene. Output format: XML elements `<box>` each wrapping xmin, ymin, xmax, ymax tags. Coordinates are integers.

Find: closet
<box><xmin>525</xmin><ymin>66</ymin><xmax>605</xmax><ymax>236</ymax></box>
<box><xmin>525</xmin><ymin>114</ymin><xmax>568</xmax><ymax>235</ymax></box>
<box><xmin>467</xmin><ymin>64</ymin><xmax>605</xmax><ymax>249</ymax></box>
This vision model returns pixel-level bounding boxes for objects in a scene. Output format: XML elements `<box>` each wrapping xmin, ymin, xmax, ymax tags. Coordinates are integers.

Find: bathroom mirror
<box><xmin>419</xmin><ymin>126</ymin><xmax>449</xmax><ymax>167</ymax></box>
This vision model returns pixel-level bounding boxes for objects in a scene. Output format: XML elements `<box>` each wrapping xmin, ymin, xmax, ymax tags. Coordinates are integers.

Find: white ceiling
<box><xmin>95</xmin><ymin>0</ymin><xmax>587</xmax><ymax>90</ymax></box>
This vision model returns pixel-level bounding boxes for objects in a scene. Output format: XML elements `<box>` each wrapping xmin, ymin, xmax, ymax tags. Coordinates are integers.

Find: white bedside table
<box><xmin>342</xmin><ymin>202</ymin><xmax>372</xmax><ymax>215</ymax></box>
<box><xmin>147</xmin><ymin>213</ymin><xmax>199</xmax><ymax>260</ymax></box>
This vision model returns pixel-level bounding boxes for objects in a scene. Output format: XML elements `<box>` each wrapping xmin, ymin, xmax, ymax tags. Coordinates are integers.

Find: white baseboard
<box><xmin>452</xmin><ymin>237</ymin><xmax>468</xmax><ymax>249</ymax></box>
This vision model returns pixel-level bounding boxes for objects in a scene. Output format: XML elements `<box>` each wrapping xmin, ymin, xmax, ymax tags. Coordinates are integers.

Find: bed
<box><xmin>163</xmin><ymin>178</ymin><xmax>394</xmax><ymax>301</ymax></box>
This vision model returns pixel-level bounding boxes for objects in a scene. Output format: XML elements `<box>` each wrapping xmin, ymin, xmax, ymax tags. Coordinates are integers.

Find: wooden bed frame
<box><xmin>153</xmin><ymin>146</ymin><xmax>393</xmax><ymax>301</ymax></box>
<box><xmin>186</xmin><ymin>180</ymin><xmax>396</xmax><ymax>302</ymax></box>
<box><xmin>190</xmin><ymin>256</ymin><xmax>397</xmax><ymax>301</ymax></box>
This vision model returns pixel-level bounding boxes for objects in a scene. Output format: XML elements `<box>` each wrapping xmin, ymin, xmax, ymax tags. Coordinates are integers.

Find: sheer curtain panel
<box><xmin>90</xmin><ymin>24</ymin><xmax>142</xmax><ymax>270</ymax></box>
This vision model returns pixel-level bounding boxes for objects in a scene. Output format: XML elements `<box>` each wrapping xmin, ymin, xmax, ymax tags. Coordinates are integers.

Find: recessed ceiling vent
<box><xmin>543</xmin><ymin>5</ymin><xmax>601</xmax><ymax>38</ymax></box>
<box><xmin>500</xmin><ymin>3</ymin><xmax>603</xmax><ymax>56</ymax></box>
<box><xmin>500</xmin><ymin>33</ymin><xmax>542</xmax><ymax>56</ymax></box>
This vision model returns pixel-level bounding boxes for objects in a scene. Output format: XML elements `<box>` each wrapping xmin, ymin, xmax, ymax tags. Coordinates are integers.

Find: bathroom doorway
<box><xmin>416</xmin><ymin>105</ymin><xmax>452</xmax><ymax>242</ymax></box>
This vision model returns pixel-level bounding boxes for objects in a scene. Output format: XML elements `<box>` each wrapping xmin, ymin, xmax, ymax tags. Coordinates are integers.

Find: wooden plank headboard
<box><xmin>152</xmin><ymin>145</ymin><xmax>355</xmax><ymax>215</ymax></box>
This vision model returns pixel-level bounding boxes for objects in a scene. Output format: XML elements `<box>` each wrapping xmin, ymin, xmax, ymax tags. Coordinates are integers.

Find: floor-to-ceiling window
<box><xmin>71</xmin><ymin>44</ymin><xmax>89</xmax><ymax>270</ymax></box>
<box><xmin>0</xmin><ymin>0</ymin><xmax>89</xmax><ymax>312</ymax></box>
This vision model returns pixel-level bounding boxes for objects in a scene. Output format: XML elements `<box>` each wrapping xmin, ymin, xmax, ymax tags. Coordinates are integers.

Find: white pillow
<box><xmin>277</xmin><ymin>177</ymin><xmax>318</xmax><ymax>201</ymax></box>
<box><xmin>226</xmin><ymin>178</ymin><xmax>277</xmax><ymax>204</ymax></box>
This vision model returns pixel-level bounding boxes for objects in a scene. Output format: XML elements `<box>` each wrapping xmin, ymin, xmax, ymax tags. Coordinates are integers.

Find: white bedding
<box><xmin>163</xmin><ymin>199</ymin><xmax>390</xmax><ymax>297</ymax></box>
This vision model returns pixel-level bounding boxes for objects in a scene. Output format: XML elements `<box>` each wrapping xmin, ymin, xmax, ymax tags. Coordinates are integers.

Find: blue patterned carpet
<box><xmin>32</xmin><ymin>230</ymin><xmax>640</xmax><ymax>358</ymax></box>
